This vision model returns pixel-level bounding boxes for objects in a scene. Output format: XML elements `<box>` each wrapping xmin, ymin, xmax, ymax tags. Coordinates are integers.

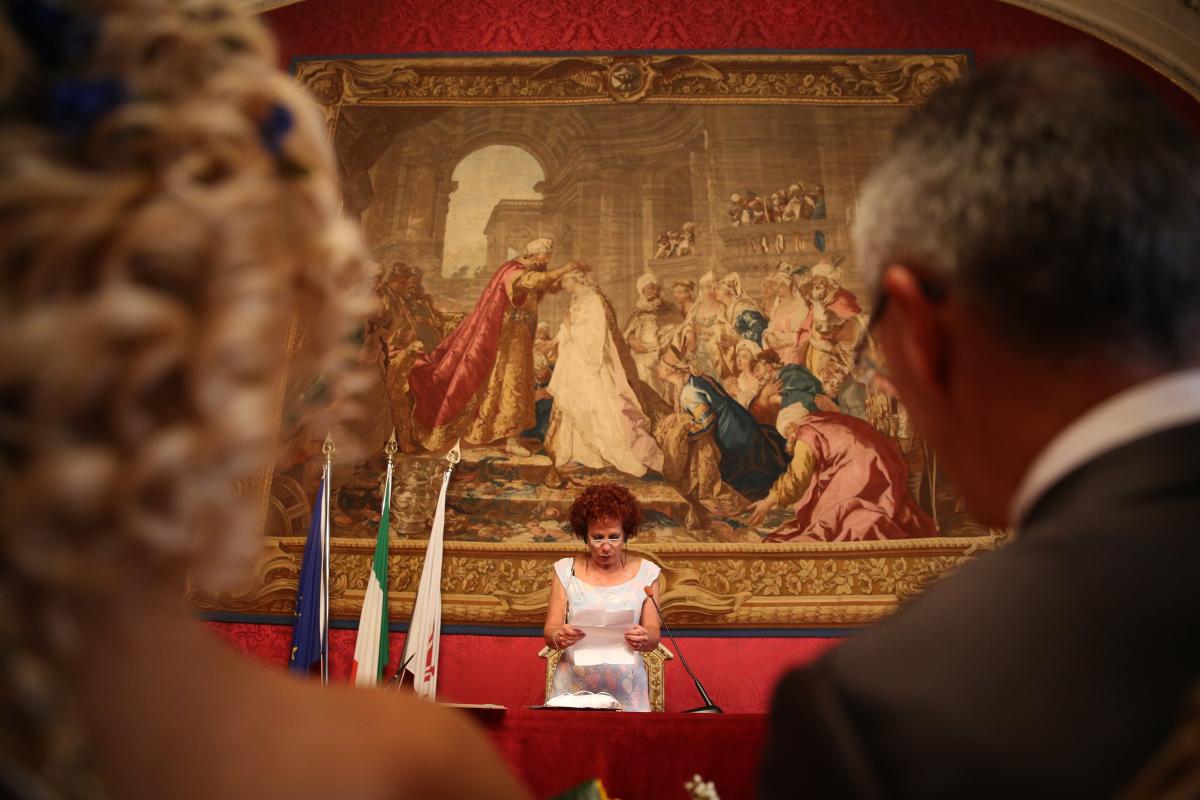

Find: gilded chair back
<box><xmin>538</xmin><ymin>644</ymin><xmax>675</xmax><ymax>712</ymax></box>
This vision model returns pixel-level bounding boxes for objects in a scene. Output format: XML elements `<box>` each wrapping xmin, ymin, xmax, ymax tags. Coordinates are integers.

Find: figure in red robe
<box><xmin>747</xmin><ymin>404</ymin><xmax>937</xmax><ymax>542</ymax></box>
<box><xmin>407</xmin><ymin>238</ymin><xmax>583</xmax><ymax>455</ymax></box>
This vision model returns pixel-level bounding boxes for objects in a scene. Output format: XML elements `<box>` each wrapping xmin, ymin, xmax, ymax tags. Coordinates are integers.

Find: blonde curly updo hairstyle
<box><xmin>0</xmin><ymin>0</ymin><xmax>373</xmax><ymax>794</ymax></box>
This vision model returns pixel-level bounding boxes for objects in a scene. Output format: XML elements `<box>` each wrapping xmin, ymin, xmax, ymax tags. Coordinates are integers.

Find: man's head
<box><xmin>809</xmin><ymin>276</ymin><xmax>833</xmax><ymax>302</ymax></box>
<box><xmin>809</xmin><ymin>261</ymin><xmax>842</xmax><ymax>301</ymax></box>
<box><xmin>384</xmin><ymin>263</ymin><xmax>412</xmax><ymax>296</ymax></box>
<box><xmin>400</xmin><ymin>266</ymin><xmax>424</xmax><ymax>298</ymax></box>
<box><xmin>637</xmin><ymin>272</ymin><xmax>662</xmax><ymax>300</ymax></box>
<box><xmin>522</xmin><ymin>237</ymin><xmax>554</xmax><ymax>268</ymax></box>
<box><xmin>775</xmin><ymin>403</ymin><xmax>810</xmax><ymax>441</ymax></box>
<box><xmin>751</xmin><ymin>350</ymin><xmax>783</xmax><ymax>383</ymax></box>
<box><xmin>854</xmin><ymin>50</ymin><xmax>1200</xmax><ymax>525</ymax></box>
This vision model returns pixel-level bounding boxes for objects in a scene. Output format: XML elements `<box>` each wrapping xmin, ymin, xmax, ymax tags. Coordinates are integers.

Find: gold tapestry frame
<box><xmin>193</xmin><ymin>51</ymin><xmax>1005</xmax><ymax>629</ymax></box>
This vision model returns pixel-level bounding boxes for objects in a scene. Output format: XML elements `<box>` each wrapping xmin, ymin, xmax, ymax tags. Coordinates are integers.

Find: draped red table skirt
<box><xmin>476</xmin><ymin>707</ymin><xmax>767</xmax><ymax>800</ymax></box>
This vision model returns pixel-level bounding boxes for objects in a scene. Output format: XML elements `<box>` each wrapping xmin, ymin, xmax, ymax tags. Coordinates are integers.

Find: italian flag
<box><xmin>351</xmin><ymin>465</ymin><xmax>393</xmax><ymax>687</ymax></box>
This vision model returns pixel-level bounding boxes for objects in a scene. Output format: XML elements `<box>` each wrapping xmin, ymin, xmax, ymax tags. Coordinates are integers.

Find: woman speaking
<box><xmin>543</xmin><ymin>484</ymin><xmax>662</xmax><ymax>711</ymax></box>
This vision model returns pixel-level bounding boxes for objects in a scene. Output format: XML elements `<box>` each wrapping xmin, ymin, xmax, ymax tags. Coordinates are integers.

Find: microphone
<box><xmin>644</xmin><ymin>585</ymin><xmax>722</xmax><ymax>714</ymax></box>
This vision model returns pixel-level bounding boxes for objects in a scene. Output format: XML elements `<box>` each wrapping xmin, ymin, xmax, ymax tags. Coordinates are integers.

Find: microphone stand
<box><xmin>387</xmin><ymin>653</ymin><xmax>416</xmax><ymax>691</ymax></box>
<box><xmin>645</xmin><ymin>586</ymin><xmax>722</xmax><ymax>714</ymax></box>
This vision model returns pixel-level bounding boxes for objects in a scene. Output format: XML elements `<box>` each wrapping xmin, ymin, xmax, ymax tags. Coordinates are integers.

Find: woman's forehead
<box><xmin>589</xmin><ymin>515</ymin><xmax>623</xmax><ymax>531</ymax></box>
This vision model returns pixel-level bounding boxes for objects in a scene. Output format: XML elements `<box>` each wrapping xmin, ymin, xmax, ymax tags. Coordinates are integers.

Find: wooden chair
<box><xmin>538</xmin><ymin>643</ymin><xmax>675</xmax><ymax>712</ymax></box>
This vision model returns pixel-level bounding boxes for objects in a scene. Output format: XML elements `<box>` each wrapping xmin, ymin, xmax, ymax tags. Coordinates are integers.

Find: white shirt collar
<box><xmin>1008</xmin><ymin>369</ymin><xmax>1200</xmax><ymax>529</ymax></box>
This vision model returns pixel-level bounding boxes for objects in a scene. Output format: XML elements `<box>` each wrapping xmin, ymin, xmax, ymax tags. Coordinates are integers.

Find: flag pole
<box><xmin>380</xmin><ymin>430</ymin><xmax>398</xmax><ymax>679</ymax></box>
<box><xmin>384</xmin><ymin>430</ymin><xmax>398</xmax><ymax>523</ymax></box>
<box><xmin>320</xmin><ymin>433</ymin><xmax>335</xmax><ymax>686</ymax></box>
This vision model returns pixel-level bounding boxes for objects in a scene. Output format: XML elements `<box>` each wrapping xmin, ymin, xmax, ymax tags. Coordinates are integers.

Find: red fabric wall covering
<box><xmin>207</xmin><ymin>621</ymin><xmax>840</xmax><ymax>713</ymax></box>
<box><xmin>264</xmin><ymin>0</ymin><xmax>1200</xmax><ymax>129</ymax></box>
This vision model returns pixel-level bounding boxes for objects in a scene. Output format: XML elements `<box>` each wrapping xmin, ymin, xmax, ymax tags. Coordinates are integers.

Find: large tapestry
<box><xmin>196</xmin><ymin>52</ymin><xmax>1005</xmax><ymax>628</ymax></box>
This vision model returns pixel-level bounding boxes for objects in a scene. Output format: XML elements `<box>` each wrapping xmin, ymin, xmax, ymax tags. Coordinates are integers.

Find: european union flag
<box><xmin>288</xmin><ymin>478</ymin><xmax>325</xmax><ymax>674</ymax></box>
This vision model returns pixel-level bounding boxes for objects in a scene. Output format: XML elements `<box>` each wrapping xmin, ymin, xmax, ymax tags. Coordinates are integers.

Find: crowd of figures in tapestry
<box><xmin>268</xmin><ymin>96</ymin><xmax>989</xmax><ymax>546</ymax></box>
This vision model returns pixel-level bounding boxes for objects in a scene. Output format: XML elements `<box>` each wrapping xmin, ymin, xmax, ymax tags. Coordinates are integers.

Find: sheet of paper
<box><xmin>570</xmin><ymin>609</ymin><xmax>637</xmax><ymax>667</ymax></box>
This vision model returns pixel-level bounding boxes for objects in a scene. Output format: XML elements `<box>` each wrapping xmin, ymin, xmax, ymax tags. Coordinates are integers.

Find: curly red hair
<box><xmin>568</xmin><ymin>483</ymin><xmax>642</xmax><ymax>541</ymax></box>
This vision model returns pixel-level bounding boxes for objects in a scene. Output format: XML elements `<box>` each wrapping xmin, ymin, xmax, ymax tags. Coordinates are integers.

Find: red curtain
<box><xmin>208</xmin><ymin>621</ymin><xmax>839</xmax><ymax>713</ymax></box>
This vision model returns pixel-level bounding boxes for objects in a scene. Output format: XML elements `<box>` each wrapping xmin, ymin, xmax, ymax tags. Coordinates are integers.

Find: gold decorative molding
<box><xmin>293</xmin><ymin>53</ymin><xmax>968</xmax><ymax>108</ymax></box>
<box><xmin>191</xmin><ymin>534</ymin><xmax>1004</xmax><ymax>627</ymax></box>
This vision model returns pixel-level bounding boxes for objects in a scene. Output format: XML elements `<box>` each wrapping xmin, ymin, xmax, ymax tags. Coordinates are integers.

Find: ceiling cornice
<box><xmin>1000</xmin><ymin>1</ymin><xmax>1200</xmax><ymax>101</ymax></box>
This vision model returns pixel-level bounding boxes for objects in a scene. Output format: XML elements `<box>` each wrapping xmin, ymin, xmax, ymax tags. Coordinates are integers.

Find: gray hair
<box><xmin>854</xmin><ymin>50</ymin><xmax>1200</xmax><ymax>366</ymax></box>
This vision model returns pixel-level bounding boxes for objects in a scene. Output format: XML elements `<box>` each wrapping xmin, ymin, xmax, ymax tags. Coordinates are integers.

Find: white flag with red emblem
<box><xmin>401</xmin><ymin>443</ymin><xmax>458</xmax><ymax>700</ymax></box>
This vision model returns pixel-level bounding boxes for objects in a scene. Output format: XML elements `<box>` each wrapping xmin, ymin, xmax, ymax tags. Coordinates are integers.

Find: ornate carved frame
<box><xmin>194</xmin><ymin>51</ymin><xmax>1007</xmax><ymax>630</ymax></box>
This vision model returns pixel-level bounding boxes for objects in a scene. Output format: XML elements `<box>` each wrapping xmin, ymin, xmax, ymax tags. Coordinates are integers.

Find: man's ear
<box><xmin>879</xmin><ymin>264</ymin><xmax>951</xmax><ymax>398</ymax></box>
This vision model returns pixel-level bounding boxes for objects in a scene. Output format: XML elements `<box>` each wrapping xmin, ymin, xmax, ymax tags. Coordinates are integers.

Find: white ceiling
<box><xmin>243</xmin><ymin>1</ymin><xmax>1200</xmax><ymax>101</ymax></box>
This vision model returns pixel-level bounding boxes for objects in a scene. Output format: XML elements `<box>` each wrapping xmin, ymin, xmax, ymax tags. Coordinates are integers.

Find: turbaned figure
<box><xmin>408</xmin><ymin>238</ymin><xmax>584</xmax><ymax>455</ymax></box>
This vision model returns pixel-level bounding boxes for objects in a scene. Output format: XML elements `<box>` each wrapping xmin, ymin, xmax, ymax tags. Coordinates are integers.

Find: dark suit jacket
<box><xmin>761</xmin><ymin>421</ymin><xmax>1200</xmax><ymax>799</ymax></box>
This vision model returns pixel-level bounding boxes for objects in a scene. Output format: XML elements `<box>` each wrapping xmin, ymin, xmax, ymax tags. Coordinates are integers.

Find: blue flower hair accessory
<box><xmin>260</xmin><ymin>102</ymin><xmax>310</xmax><ymax>177</ymax></box>
<box><xmin>258</xmin><ymin>103</ymin><xmax>293</xmax><ymax>155</ymax></box>
<box><xmin>6</xmin><ymin>0</ymin><xmax>128</xmax><ymax>138</ymax></box>
<box><xmin>7</xmin><ymin>0</ymin><xmax>306</xmax><ymax>169</ymax></box>
<box><xmin>48</xmin><ymin>77</ymin><xmax>128</xmax><ymax>138</ymax></box>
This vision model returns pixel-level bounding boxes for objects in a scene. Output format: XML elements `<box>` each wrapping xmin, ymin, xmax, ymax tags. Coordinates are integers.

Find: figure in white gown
<box><xmin>547</xmin><ymin>271</ymin><xmax>664</xmax><ymax>477</ymax></box>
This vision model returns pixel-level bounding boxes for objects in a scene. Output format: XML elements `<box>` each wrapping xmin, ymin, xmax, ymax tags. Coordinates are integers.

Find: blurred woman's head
<box><xmin>0</xmin><ymin>0</ymin><xmax>372</xmax><ymax>790</ymax></box>
<box><xmin>2</xmin><ymin>0</ymin><xmax>372</xmax><ymax>592</ymax></box>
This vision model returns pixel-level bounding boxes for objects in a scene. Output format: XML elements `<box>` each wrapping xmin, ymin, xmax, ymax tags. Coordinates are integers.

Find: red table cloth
<box><xmin>477</xmin><ymin>708</ymin><xmax>767</xmax><ymax>800</ymax></box>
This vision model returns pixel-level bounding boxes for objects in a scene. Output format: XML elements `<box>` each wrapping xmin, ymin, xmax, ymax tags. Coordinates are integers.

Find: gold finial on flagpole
<box><xmin>446</xmin><ymin>439</ymin><xmax>461</xmax><ymax>467</ymax></box>
<box><xmin>322</xmin><ymin>433</ymin><xmax>335</xmax><ymax>461</ymax></box>
<box><xmin>384</xmin><ymin>429</ymin><xmax>398</xmax><ymax>462</ymax></box>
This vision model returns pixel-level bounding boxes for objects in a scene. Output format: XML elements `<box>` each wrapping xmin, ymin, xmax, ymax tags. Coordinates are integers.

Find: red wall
<box><xmin>264</xmin><ymin>0</ymin><xmax>1200</xmax><ymax>129</ymax></box>
<box><xmin>208</xmin><ymin>621</ymin><xmax>840</xmax><ymax>713</ymax></box>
